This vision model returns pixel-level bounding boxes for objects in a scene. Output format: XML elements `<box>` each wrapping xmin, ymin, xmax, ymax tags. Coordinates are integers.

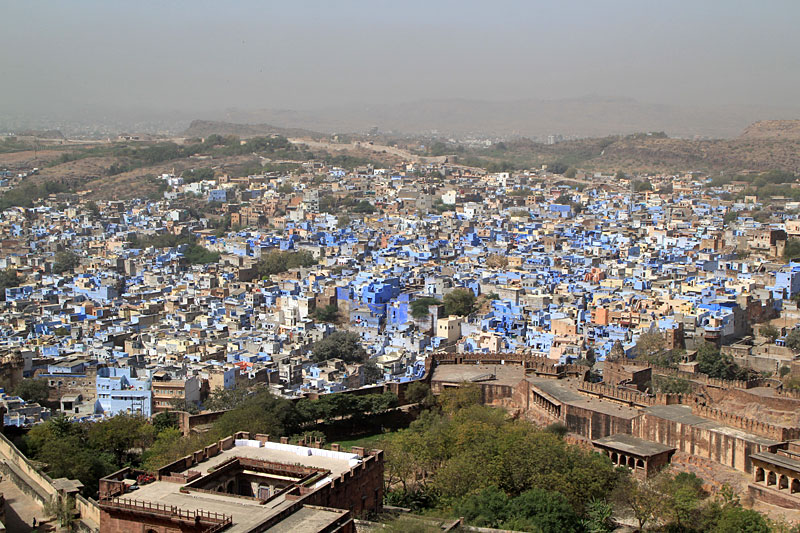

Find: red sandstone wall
<box><xmin>301</xmin><ymin>451</ymin><xmax>384</xmax><ymax>517</ymax></box>
<box><xmin>564</xmin><ymin>404</ymin><xmax>634</xmax><ymax>440</ymax></box>
<box><xmin>632</xmin><ymin>413</ymin><xmax>771</xmax><ymax>473</ymax></box>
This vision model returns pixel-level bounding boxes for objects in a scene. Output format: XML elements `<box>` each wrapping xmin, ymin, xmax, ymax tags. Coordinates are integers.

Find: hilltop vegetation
<box><xmin>374</xmin><ymin>384</ymin><xmax>776</xmax><ymax>532</ymax></box>
<box><xmin>3</xmin><ymin>120</ymin><xmax>800</xmax><ymax>206</ymax></box>
<box><xmin>450</xmin><ymin>130</ymin><xmax>800</xmax><ymax>175</ymax></box>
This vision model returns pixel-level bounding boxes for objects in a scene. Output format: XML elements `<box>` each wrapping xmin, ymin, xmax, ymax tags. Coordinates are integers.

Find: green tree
<box><xmin>564</xmin><ymin>167</ymin><xmax>577</xmax><ymax>179</ymax></box>
<box><xmin>443</xmin><ymin>288</ymin><xmax>476</xmax><ymax>317</ymax></box>
<box><xmin>211</xmin><ymin>389</ymin><xmax>296</xmax><ymax>438</ymax></box>
<box><xmin>181</xmin><ymin>167</ymin><xmax>214</xmax><ymax>183</ymax></box>
<box><xmin>613</xmin><ymin>472</ymin><xmax>662</xmax><ymax>530</ymax></box>
<box><xmin>410</xmin><ymin>297</ymin><xmax>440</xmax><ymax>319</ymax></box>
<box><xmin>454</xmin><ymin>486</ymin><xmax>509</xmax><ymax>527</ymax></box>
<box><xmin>142</xmin><ymin>427</ymin><xmax>192</xmax><ymax>471</ymax></box>
<box><xmin>24</xmin><ymin>415</ymin><xmax>119</xmax><ymax>496</ymax></box>
<box><xmin>87</xmin><ymin>414</ymin><xmax>155</xmax><ymax>465</ymax></box>
<box><xmin>405</xmin><ymin>381</ymin><xmax>435</xmax><ymax>407</ymax></box>
<box><xmin>582</xmin><ymin>498</ymin><xmax>614</xmax><ymax>533</ymax></box>
<box><xmin>504</xmin><ymin>487</ymin><xmax>581</xmax><ymax>533</ymax></box>
<box><xmin>311</xmin><ymin>331</ymin><xmax>367</xmax><ymax>364</ymax></box>
<box><xmin>0</xmin><ymin>268</ymin><xmax>20</xmax><ymax>295</ymax></box>
<box><xmin>439</xmin><ymin>383</ymin><xmax>482</xmax><ymax>414</ymax></box>
<box><xmin>205</xmin><ymin>386</ymin><xmax>253</xmax><ymax>411</ymax></box>
<box><xmin>656</xmin><ymin>471</ymin><xmax>705</xmax><ymax>529</ymax></box>
<box><xmin>352</xmin><ymin>200</ymin><xmax>376</xmax><ymax>214</ymax></box>
<box><xmin>362</xmin><ymin>361</ymin><xmax>383</xmax><ymax>384</ymax></box>
<box><xmin>256</xmin><ymin>250</ymin><xmax>316</xmax><ymax>277</ymax></box>
<box><xmin>696</xmin><ymin>342</ymin><xmax>749</xmax><ymax>380</ymax></box>
<box><xmin>711</xmin><ymin>506</ymin><xmax>769</xmax><ymax>533</ymax></box>
<box><xmin>53</xmin><ymin>250</ymin><xmax>80</xmax><ymax>274</ymax></box>
<box><xmin>182</xmin><ymin>243</ymin><xmax>220</xmax><ymax>265</ymax></box>
<box><xmin>635</xmin><ymin>330</ymin><xmax>668</xmax><ymax>365</ymax></box>
<box><xmin>336</xmin><ymin>214</ymin><xmax>351</xmax><ymax>229</ymax></box>
<box><xmin>85</xmin><ymin>201</ymin><xmax>100</xmax><ymax>217</ymax></box>
<box><xmin>761</xmin><ymin>324</ymin><xmax>780</xmax><ymax>343</ymax></box>
<box><xmin>44</xmin><ymin>495</ymin><xmax>77</xmax><ymax>529</ymax></box>
<box><xmin>724</xmin><ymin>210</ymin><xmax>739</xmax><ymax>224</ymax></box>
<box><xmin>13</xmin><ymin>378</ymin><xmax>49</xmax><ymax>404</ymax></box>
<box><xmin>784</xmin><ymin>239</ymin><xmax>800</xmax><ymax>261</ymax></box>
<box><xmin>785</xmin><ymin>329</ymin><xmax>800</xmax><ymax>353</ymax></box>
<box><xmin>314</xmin><ymin>304</ymin><xmax>339</xmax><ymax>323</ymax></box>
<box><xmin>153</xmin><ymin>411</ymin><xmax>179</xmax><ymax>433</ymax></box>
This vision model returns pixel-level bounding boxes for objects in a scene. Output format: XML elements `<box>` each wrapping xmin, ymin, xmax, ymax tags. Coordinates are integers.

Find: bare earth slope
<box><xmin>739</xmin><ymin>120</ymin><xmax>800</xmax><ymax>141</ymax></box>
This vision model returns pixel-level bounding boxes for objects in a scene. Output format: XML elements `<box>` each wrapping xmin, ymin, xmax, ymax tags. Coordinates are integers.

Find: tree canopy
<box><xmin>256</xmin><ymin>250</ymin><xmax>316</xmax><ymax>277</ymax></box>
<box><xmin>382</xmin><ymin>392</ymin><xmax>623</xmax><ymax>526</ymax></box>
<box><xmin>443</xmin><ymin>289</ymin><xmax>476</xmax><ymax>317</ymax></box>
<box><xmin>13</xmin><ymin>379</ymin><xmax>49</xmax><ymax>404</ymax></box>
<box><xmin>696</xmin><ymin>342</ymin><xmax>750</xmax><ymax>380</ymax></box>
<box><xmin>311</xmin><ymin>331</ymin><xmax>367</xmax><ymax>364</ymax></box>
<box><xmin>53</xmin><ymin>250</ymin><xmax>80</xmax><ymax>274</ymax></box>
<box><xmin>410</xmin><ymin>297</ymin><xmax>440</xmax><ymax>319</ymax></box>
<box><xmin>23</xmin><ymin>414</ymin><xmax>154</xmax><ymax>496</ymax></box>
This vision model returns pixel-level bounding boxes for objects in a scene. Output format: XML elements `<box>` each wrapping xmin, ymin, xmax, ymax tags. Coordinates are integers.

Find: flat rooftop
<box><xmin>117</xmin><ymin>439</ymin><xmax>362</xmax><ymax>533</ymax></box>
<box><xmin>593</xmin><ymin>433</ymin><xmax>676</xmax><ymax>457</ymax></box>
<box><xmin>644</xmin><ymin>405</ymin><xmax>782</xmax><ymax>447</ymax></box>
<box><xmin>432</xmin><ymin>363</ymin><xmax>524</xmax><ymax>388</ymax></box>
<box><xmin>527</xmin><ymin>377</ymin><xmax>640</xmax><ymax>418</ymax></box>
<box><xmin>750</xmin><ymin>451</ymin><xmax>800</xmax><ymax>473</ymax></box>
<box><xmin>263</xmin><ymin>505</ymin><xmax>348</xmax><ymax>532</ymax></box>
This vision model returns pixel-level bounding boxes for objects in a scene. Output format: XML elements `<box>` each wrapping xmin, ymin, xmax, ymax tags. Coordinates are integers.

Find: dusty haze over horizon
<box><xmin>1</xmin><ymin>1</ymin><xmax>799</xmax><ymax>136</ymax></box>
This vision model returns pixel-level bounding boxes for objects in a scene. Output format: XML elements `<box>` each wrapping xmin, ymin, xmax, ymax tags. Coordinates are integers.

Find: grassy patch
<box><xmin>332</xmin><ymin>430</ymin><xmax>394</xmax><ymax>450</ymax></box>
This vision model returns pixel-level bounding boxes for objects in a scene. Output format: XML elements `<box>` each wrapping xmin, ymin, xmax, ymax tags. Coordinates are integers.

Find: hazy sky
<box><xmin>2</xmin><ymin>0</ymin><xmax>799</xmax><ymax>117</ymax></box>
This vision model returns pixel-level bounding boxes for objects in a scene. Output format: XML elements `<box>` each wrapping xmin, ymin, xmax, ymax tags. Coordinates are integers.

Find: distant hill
<box><xmin>739</xmin><ymin>120</ymin><xmax>800</xmax><ymax>141</ymax></box>
<box><xmin>457</xmin><ymin>123</ymin><xmax>800</xmax><ymax>174</ymax></box>
<box><xmin>206</xmin><ymin>97</ymin><xmax>800</xmax><ymax>140</ymax></box>
<box><xmin>14</xmin><ymin>129</ymin><xmax>64</xmax><ymax>139</ymax></box>
<box><xmin>183</xmin><ymin>120</ymin><xmax>325</xmax><ymax>140</ymax></box>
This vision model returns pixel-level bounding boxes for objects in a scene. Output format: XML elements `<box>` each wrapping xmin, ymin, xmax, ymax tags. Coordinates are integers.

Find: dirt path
<box><xmin>290</xmin><ymin>138</ymin><xmax>446</xmax><ymax>164</ymax></box>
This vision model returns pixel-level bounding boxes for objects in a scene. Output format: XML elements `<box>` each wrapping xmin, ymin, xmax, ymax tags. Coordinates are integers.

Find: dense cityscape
<box><xmin>0</xmin><ymin>136</ymin><xmax>799</xmax><ymax>531</ymax></box>
<box><xmin>3</xmin><ymin>2</ymin><xmax>800</xmax><ymax>532</ymax></box>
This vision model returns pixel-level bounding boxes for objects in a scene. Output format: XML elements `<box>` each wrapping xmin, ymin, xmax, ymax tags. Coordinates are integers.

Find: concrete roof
<box><xmin>644</xmin><ymin>405</ymin><xmax>782</xmax><ymax>447</ymax></box>
<box><xmin>126</xmin><ymin>441</ymin><xmax>362</xmax><ymax>532</ymax></box>
<box><xmin>593</xmin><ymin>433</ymin><xmax>676</xmax><ymax>457</ymax></box>
<box><xmin>431</xmin><ymin>363</ymin><xmax>524</xmax><ymax>388</ymax></box>
<box><xmin>526</xmin><ymin>377</ymin><xmax>640</xmax><ymax>418</ymax></box>
<box><xmin>750</xmin><ymin>451</ymin><xmax>800</xmax><ymax>473</ymax></box>
<box><xmin>525</xmin><ymin>377</ymin><xmax>584</xmax><ymax>403</ymax></box>
<box><xmin>263</xmin><ymin>505</ymin><xmax>348</xmax><ymax>532</ymax></box>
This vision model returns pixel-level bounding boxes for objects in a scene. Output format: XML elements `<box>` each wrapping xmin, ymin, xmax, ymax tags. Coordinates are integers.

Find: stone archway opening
<box><xmin>792</xmin><ymin>478</ymin><xmax>800</xmax><ymax>494</ymax></box>
<box><xmin>636</xmin><ymin>458</ymin><xmax>645</xmax><ymax>469</ymax></box>
<box><xmin>755</xmin><ymin>467</ymin><xmax>765</xmax><ymax>483</ymax></box>
<box><xmin>767</xmin><ymin>471</ymin><xmax>777</xmax><ymax>487</ymax></box>
<box><xmin>779</xmin><ymin>475</ymin><xmax>789</xmax><ymax>491</ymax></box>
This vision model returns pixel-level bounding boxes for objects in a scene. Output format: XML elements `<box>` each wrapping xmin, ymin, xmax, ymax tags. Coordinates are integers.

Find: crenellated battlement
<box><xmin>690</xmin><ymin>404</ymin><xmax>800</xmax><ymax>442</ymax></box>
<box><xmin>432</xmin><ymin>352</ymin><xmax>584</xmax><ymax>377</ymax></box>
<box><xmin>579</xmin><ymin>381</ymin><xmax>686</xmax><ymax>407</ymax></box>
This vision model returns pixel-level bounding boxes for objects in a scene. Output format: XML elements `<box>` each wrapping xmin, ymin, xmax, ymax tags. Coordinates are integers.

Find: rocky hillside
<box><xmin>739</xmin><ymin>120</ymin><xmax>800</xmax><ymax>141</ymax></box>
<box><xmin>183</xmin><ymin>120</ymin><xmax>324</xmax><ymax>140</ymax></box>
<box><xmin>470</xmin><ymin>124</ymin><xmax>800</xmax><ymax>174</ymax></box>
